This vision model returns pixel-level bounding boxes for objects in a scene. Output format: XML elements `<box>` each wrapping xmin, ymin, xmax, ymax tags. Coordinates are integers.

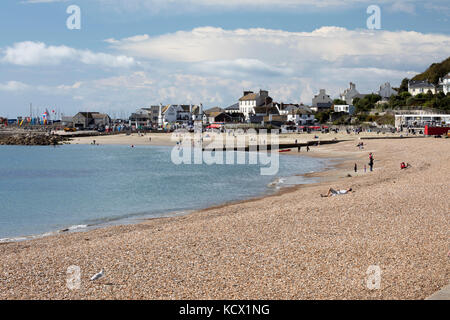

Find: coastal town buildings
<box><xmin>129</xmin><ymin>108</ymin><xmax>154</xmax><ymax>126</ymax></box>
<box><xmin>408</xmin><ymin>80</ymin><xmax>436</xmax><ymax>96</ymax></box>
<box><xmin>224</xmin><ymin>103</ymin><xmax>240</xmax><ymax>114</ymax></box>
<box><xmin>238</xmin><ymin>90</ymin><xmax>273</xmax><ymax>120</ymax></box>
<box><xmin>203</xmin><ymin>107</ymin><xmax>224</xmax><ymax>123</ymax></box>
<box><xmin>333</xmin><ymin>104</ymin><xmax>356</xmax><ymax>115</ymax></box>
<box><xmin>340</xmin><ymin>82</ymin><xmax>367</xmax><ymax>104</ymax></box>
<box><xmin>395</xmin><ymin>113</ymin><xmax>450</xmax><ymax>129</ymax></box>
<box><xmin>311</xmin><ymin>89</ymin><xmax>333</xmax><ymax>112</ymax></box>
<box><xmin>72</xmin><ymin>112</ymin><xmax>111</xmax><ymax>129</ymax></box>
<box><xmin>36</xmin><ymin>74</ymin><xmax>450</xmax><ymax>131</ymax></box>
<box><xmin>160</xmin><ymin>104</ymin><xmax>201</xmax><ymax>124</ymax></box>
<box><xmin>378</xmin><ymin>82</ymin><xmax>398</xmax><ymax>100</ymax></box>
<box><xmin>276</xmin><ymin>103</ymin><xmax>313</xmax><ymax>115</ymax></box>
<box><xmin>286</xmin><ymin>109</ymin><xmax>316</xmax><ymax>125</ymax></box>
<box><xmin>439</xmin><ymin>73</ymin><xmax>450</xmax><ymax>95</ymax></box>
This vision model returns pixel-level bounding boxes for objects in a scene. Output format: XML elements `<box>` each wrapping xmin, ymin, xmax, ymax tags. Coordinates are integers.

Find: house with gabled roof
<box><xmin>72</xmin><ymin>112</ymin><xmax>111</xmax><ymax>129</ymax></box>
<box><xmin>378</xmin><ymin>82</ymin><xmax>398</xmax><ymax>100</ymax></box>
<box><xmin>311</xmin><ymin>89</ymin><xmax>333</xmax><ymax>112</ymax></box>
<box><xmin>160</xmin><ymin>104</ymin><xmax>201</xmax><ymax>124</ymax></box>
<box><xmin>224</xmin><ymin>103</ymin><xmax>240</xmax><ymax>114</ymax></box>
<box><xmin>340</xmin><ymin>82</ymin><xmax>367</xmax><ymax>104</ymax></box>
<box><xmin>408</xmin><ymin>80</ymin><xmax>436</xmax><ymax>96</ymax></box>
<box><xmin>238</xmin><ymin>89</ymin><xmax>272</xmax><ymax>120</ymax></box>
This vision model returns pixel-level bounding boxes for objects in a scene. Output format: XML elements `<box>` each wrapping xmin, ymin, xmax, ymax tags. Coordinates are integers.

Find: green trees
<box><xmin>315</xmin><ymin>110</ymin><xmax>331</xmax><ymax>124</ymax></box>
<box><xmin>398</xmin><ymin>78</ymin><xmax>409</xmax><ymax>93</ymax></box>
<box><xmin>354</xmin><ymin>94</ymin><xmax>382</xmax><ymax>113</ymax></box>
<box><xmin>411</xmin><ymin>57</ymin><xmax>450</xmax><ymax>85</ymax></box>
<box><xmin>386</xmin><ymin>91</ymin><xmax>450</xmax><ymax>111</ymax></box>
<box><xmin>333</xmin><ymin>99</ymin><xmax>347</xmax><ymax>105</ymax></box>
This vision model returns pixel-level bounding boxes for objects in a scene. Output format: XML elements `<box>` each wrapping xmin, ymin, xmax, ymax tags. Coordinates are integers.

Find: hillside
<box><xmin>411</xmin><ymin>56</ymin><xmax>450</xmax><ymax>85</ymax></box>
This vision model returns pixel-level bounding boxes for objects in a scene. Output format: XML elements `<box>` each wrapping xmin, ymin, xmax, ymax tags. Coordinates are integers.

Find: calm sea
<box><xmin>0</xmin><ymin>145</ymin><xmax>326</xmax><ymax>240</ymax></box>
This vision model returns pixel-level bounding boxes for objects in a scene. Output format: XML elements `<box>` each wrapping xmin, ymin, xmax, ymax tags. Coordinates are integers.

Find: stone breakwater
<box><xmin>0</xmin><ymin>133</ymin><xmax>70</xmax><ymax>146</ymax></box>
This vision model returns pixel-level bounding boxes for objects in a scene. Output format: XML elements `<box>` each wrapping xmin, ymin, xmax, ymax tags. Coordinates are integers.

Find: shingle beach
<box><xmin>0</xmin><ymin>137</ymin><xmax>448</xmax><ymax>299</ymax></box>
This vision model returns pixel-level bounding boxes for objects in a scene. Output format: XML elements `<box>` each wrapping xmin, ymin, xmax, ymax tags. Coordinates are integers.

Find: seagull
<box><xmin>90</xmin><ymin>269</ymin><xmax>104</xmax><ymax>281</ymax></box>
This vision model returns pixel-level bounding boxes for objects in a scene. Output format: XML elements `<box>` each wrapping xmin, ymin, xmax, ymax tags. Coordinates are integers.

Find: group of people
<box><xmin>323</xmin><ymin>151</ymin><xmax>413</xmax><ymax>197</ymax></box>
<box><xmin>353</xmin><ymin>152</ymin><xmax>374</xmax><ymax>173</ymax></box>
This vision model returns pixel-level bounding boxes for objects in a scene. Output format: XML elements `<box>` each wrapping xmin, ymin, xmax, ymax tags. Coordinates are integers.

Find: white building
<box><xmin>311</xmin><ymin>89</ymin><xmax>333</xmax><ymax>112</ymax></box>
<box><xmin>340</xmin><ymin>82</ymin><xmax>366</xmax><ymax>104</ymax></box>
<box><xmin>160</xmin><ymin>104</ymin><xmax>200</xmax><ymax>124</ymax></box>
<box><xmin>395</xmin><ymin>114</ymin><xmax>450</xmax><ymax>129</ymax></box>
<box><xmin>224</xmin><ymin>103</ymin><xmax>240</xmax><ymax>114</ymax></box>
<box><xmin>238</xmin><ymin>90</ymin><xmax>271</xmax><ymax>120</ymax></box>
<box><xmin>287</xmin><ymin>109</ymin><xmax>316</xmax><ymax>125</ymax></box>
<box><xmin>378</xmin><ymin>82</ymin><xmax>398</xmax><ymax>100</ymax></box>
<box><xmin>439</xmin><ymin>73</ymin><xmax>450</xmax><ymax>95</ymax></box>
<box><xmin>276</xmin><ymin>103</ymin><xmax>313</xmax><ymax>115</ymax></box>
<box><xmin>408</xmin><ymin>80</ymin><xmax>436</xmax><ymax>96</ymax></box>
<box><xmin>334</xmin><ymin>105</ymin><xmax>356</xmax><ymax>115</ymax></box>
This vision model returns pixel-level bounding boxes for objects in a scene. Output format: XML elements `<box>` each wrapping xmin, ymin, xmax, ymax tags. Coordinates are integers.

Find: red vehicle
<box><xmin>424</xmin><ymin>125</ymin><xmax>450</xmax><ymax>136</ymax></box>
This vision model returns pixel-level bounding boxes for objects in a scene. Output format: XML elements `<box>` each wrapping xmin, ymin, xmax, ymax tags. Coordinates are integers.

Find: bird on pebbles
<box><xmin>90</xmin><ymin>269</ymin><xmax>104</xmax><ymax>281</ymax></box>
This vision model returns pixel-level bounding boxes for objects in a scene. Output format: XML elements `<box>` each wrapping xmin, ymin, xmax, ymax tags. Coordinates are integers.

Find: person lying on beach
<box><xmin>321</xmin><ymin>188</ymin><xmax>353</xmax><ymax>197</ymax></box>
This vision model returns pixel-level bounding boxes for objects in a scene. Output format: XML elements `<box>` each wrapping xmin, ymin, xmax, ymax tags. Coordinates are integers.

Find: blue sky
<box><xmin>1</xmin><ymin>0</ymin><xmax>449</xmax><ymax>117</ymax></box>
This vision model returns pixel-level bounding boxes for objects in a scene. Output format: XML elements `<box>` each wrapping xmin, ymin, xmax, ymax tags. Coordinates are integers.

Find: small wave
<box><xmin>267</xmin><ymin>177</ymin><xmax>286</xmax><ymax>188</ymax></box>
<box><xmin>59</xmin><ymin>224</ymin><xmax>88</xmax><ymax>232</ymax></box>
<box><xmin>0</xmin><ymin>231</ymin><xmax>58</xmax><ymax>243</ymax></box>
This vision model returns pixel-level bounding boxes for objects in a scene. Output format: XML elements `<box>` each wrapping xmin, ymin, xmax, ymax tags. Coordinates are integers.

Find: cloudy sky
<box><xmin>1</xmin><ymin>0</ymin><xmax>450</xmax><ymax>117</ymax></box>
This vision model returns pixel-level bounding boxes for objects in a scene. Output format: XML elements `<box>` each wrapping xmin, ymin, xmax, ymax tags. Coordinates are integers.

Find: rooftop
<box><xmin>409</xmin><ymin>80</ymin><xmax>435</xmax><ymax>88</ymax></box>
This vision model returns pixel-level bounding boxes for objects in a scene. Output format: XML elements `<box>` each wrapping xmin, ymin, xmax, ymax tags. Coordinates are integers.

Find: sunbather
<box><xmin>321</xmin><ymin>187</ymin><xmax>353</xmax><ymax>197</ymax></box>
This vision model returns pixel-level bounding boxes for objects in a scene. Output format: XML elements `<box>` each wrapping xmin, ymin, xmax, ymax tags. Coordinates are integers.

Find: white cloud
<box><xmin>1</xmin><ymin>41</ymin><xmax>136</xmax><ymax>68</ymax></box>
<box><xmin>193</xmin><ymin>59</ymin><xmax>291</xmax><ymax>77</ymax></box>
<box><xmin>0</xmin><ymin>81</ymin><xmax>29</xmax><ymax>91</ymax></box>
<box><xmin>387</xmin><ymin>1</ymin><xmax>416</xmax><ymax>14</ymax></box>
<box><xmin>107</xmin><ymin>26</ymin><xmax>450</xmax><ymax>71</ymax></box>
<box><xmin>57</xmin><ymin>81</ymin><xmax>83</xmax><ymax>90</ymax></box>
<box><xmin>3</xmin><ymin>26</ymin><xmax>450</xmax><ymax>115</ymax></box>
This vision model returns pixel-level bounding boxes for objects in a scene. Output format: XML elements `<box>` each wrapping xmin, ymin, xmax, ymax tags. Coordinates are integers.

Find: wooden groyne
<box><xmin>203</xmin><ymin>139</ymin><xmax>343</xmax><ymax>152</ymax></box>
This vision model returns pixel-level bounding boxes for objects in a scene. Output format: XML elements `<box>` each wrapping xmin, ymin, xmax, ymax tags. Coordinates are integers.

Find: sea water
<box><xmin>0</xmin><ymin>144</ymin><xmax>326</xmax><ymax>240</ymax></box>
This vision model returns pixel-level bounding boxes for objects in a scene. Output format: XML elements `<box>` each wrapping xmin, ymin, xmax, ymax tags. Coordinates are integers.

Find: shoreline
<box><xmin>0</xmin><ymin>136</ymin><xmax>448</xmax><ymax>299</ymax></box>
<box><xmin>0</xmin><ymin>145</ymin><xmax>340</xmax><ymax>244</ymax></box>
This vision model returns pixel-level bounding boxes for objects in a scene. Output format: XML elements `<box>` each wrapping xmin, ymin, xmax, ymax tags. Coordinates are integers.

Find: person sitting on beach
<box><xmin>321</xmin><ymin>188</ymin><xmax>353</xmax><ymax>197</ymax></box>
<box><xmin>400</xmin><ymin>162</ymin><xmax>411</xmax><ymax>170</ymax></box>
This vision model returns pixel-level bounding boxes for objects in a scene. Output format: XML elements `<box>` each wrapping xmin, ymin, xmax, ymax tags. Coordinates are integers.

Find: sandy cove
<box><xmin>69</xmin><ymin>131</ymin><xmax>405</xmax><ymax>147</ymax></box>
<box><xmin>0</xmin><ymin>137</ymin><xmax>448</xmax><ymax>299</ymax></box>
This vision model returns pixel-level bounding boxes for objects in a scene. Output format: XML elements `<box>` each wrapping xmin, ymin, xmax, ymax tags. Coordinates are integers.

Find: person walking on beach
<box><xmin>369</xmin><ymin>153</ymin><xmax>374</xmax><ymax>172</ymax></box>
<box><xmin>354</xmin><ymin>163</ymin><xmax>357</xmax><ymax>173</ymax></box>
<box><xmin>306</xmin><ymin>145</ymin><xmax>310</xmax><ymax>152</ymax></box>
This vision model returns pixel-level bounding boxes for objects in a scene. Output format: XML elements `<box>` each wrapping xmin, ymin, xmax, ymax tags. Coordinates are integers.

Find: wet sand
<box><xmin>0</xmin><ymin>137</ymin><xmax>448</xmax><ymax>299</ymax></box>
